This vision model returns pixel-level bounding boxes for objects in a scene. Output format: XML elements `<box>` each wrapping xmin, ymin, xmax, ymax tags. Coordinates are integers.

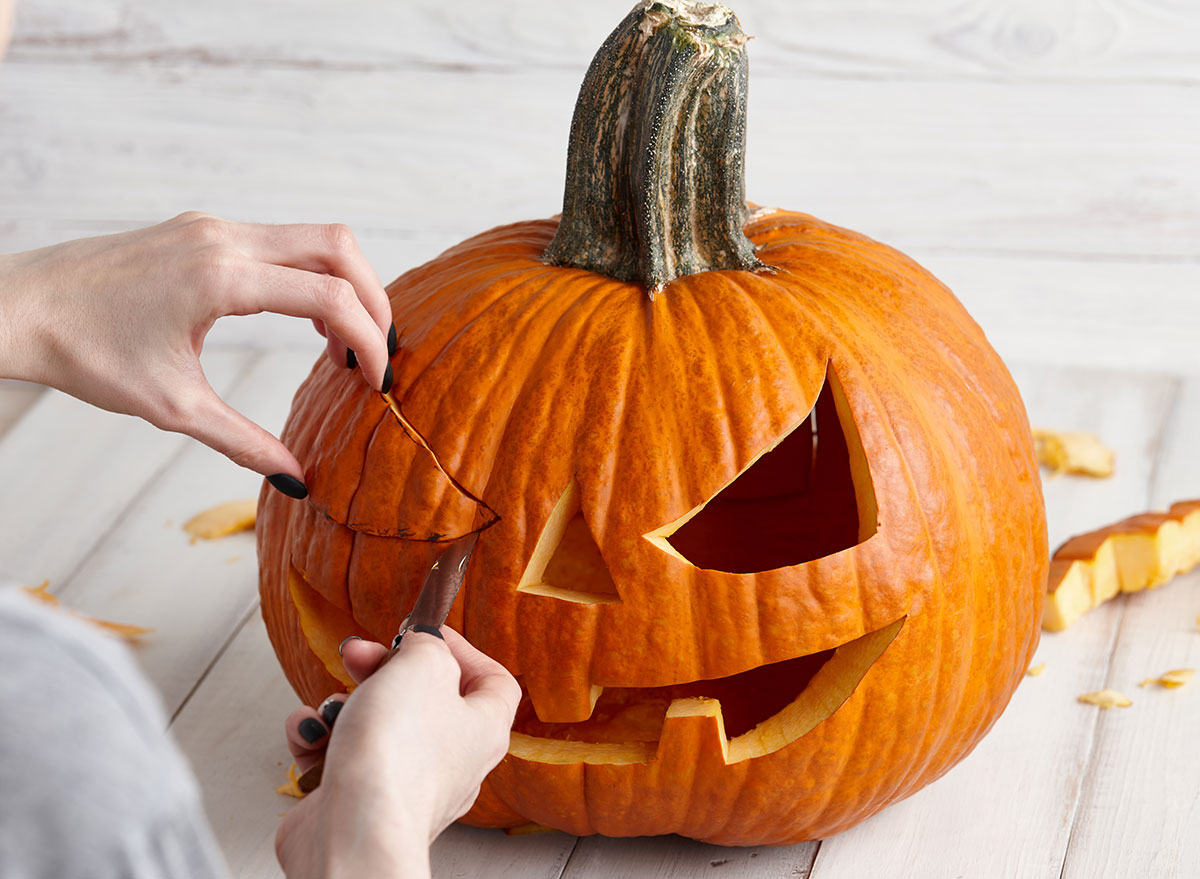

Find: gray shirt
<box><xmin>0</xmin><ymin>584</ymin><xmax>231</xmax><ymax>879</ymax></box>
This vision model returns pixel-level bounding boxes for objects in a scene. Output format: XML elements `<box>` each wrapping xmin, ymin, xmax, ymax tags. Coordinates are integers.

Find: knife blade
<box><xmin>296</xmin><ymin>531</ymin><xmax>480</xmax><ymax>793</ymax></box>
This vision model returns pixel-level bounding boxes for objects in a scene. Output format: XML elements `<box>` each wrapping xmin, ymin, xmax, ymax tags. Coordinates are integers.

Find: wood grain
<box><xmin>0</xmin><ymin>380</ymin><xmax>43</xmax><ymax>437</ymax></box>
<box><xmin>1057</xmin><ymin>374</ymin><xmax>1200</xmax><ymax>878</ymax></box>
<box><xmin>0</xmin><ymin>350</ymin><xmax>252</xmax><ymax>586</ymax></box>
<box><xmin>8</xmin><ymin>0</ymin><xmax>1200</xmax><ymax>83</ymax></box>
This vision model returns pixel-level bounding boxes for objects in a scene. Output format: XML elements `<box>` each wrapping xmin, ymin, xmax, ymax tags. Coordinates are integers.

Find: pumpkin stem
<box><xmin>542</xmin><ymin>0</ymin><xmax>763</xmax><ymax>298</ymax></box>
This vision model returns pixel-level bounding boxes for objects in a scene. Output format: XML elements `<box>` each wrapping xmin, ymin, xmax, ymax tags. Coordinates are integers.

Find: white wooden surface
<box><xmin>3</xmin><ymin>1</ymin><xmax>1200</xmax><ymax>877</ymax></box>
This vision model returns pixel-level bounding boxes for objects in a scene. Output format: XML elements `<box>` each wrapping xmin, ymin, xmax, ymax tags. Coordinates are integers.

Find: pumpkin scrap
<box><xmin>1077</xmin><ymin>689</ymin><xmax>1132</xmax><ymax>708</ymax></box>
<box><xmin>19</xmin><ymin>580</ymin><xmax>154</xmax><ymax>641</ymax></box>
<box><xmin>1032</xmin><ymin>428</ymin><xmax>1114</xmax><ymax>478</ymax></box>
<box><xmin>504</xmin><ymin>822</ymin><xmax>558</xmax><ymax>836</ymax></box>
<box><xmin>276</xmin><ymin>762</ymin><xmax>306</xmax><ymax>799</ymax></box>
<box><xmin>1044</xmin><ymin>500</ymin><xmax>1200</xmax><ymax>631</ymax></box>
<box><xmin>1138</xmin><ymin>669</ymin><xmax>1195</xmax><ymax>689</ymax></box>
<box><xmin>1026</xmin><ymin>662</ymin><xmax>1046</xmax><ymax>677</ymax></box>
<box><xmin>183</xmin><ymin>499</ymin><xmax>257</xmax><ymax>541</ymax></box>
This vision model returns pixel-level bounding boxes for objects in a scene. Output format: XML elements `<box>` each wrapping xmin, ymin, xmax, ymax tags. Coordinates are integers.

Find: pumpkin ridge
<box><xmin>405</xmin><ymin>262</ymin><xmax>614</xmax><ymax>519</ymax></box>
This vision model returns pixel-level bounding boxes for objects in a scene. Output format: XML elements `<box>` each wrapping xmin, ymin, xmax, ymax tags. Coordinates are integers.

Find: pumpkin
<box><xmin>257</xmin><ymin>0</ymin><xmax>1048</xmax><ymax>845</ymax></box>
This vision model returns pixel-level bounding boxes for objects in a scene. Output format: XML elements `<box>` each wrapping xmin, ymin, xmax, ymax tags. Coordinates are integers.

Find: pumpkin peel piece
<box><xmin>182</xmin><ymin>499</ymin><xmax>257</xmax><ymax>541</ymax></box>
<box><xmin>1078</xmin><ymin>688</ymin><xmax>1132</xmax><ymax>708</ymax></box>
<box><xmin>1138</xmin><ymin>669</ymin><xmax>1195</xmax><ymax>689</ymax></box>
<box><xmin>1044</xmin><ymin>500</ymin><xmax>1200</xmax><ymax>631</ymax></box>
<box><xmin>1032</xmin><ymin>428</ymin><xmax>1114</xmax><ymax>477</ymax></box>
<box><xmin>19</xmin><ymin>581</ymin><xmax>154</xmax><ymax>641</ymax></box>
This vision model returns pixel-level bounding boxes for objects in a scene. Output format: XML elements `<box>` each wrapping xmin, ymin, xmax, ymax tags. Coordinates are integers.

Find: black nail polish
<box><xmin>346</xmin><ymin>348</ymin><xmax>357</xmax><ymax>369</ymax></box>
<box><xmin>381</xmin><ymin>362</ymin><xmax>394</xmax><ymax>394</ymax></box>
<box><xmin>320</xmin><ymin>699</ymin><xmax>344</xmax><ymax>727</ymax></box>
<box><xmin>387</xmin><ymin>323</ymin><xmax>397</xmax><ymax>358</ymax></box>
<box><xmin>267</xmin><ymin>473</ymin><xmax>308</xmax><ymax>500</ymax></box>
<box><xmin>298</xmin><ymin>717</ymin><xmax>328</xmax><ymax>744</ymax></box>
<box><xmin>337</xmin><ymin>635</ymin><xmax>361</xmax><ymax>657</ymax></box>
<box><xmin>411</xmin><ymin>624</ymin><xmax>444</xmax><ymax>640</ymax></box>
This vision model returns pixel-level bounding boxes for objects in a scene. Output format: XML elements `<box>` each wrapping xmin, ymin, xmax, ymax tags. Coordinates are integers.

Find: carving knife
<box><xmin>296</xmin><ymin>531</ymin><xmax>480</xmax><ymax>793</ymax></box>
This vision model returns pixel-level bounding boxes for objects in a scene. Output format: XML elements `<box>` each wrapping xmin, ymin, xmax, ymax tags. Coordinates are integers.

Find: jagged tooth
<box><xmin>524</xmin><ymin>672</ymin><xmax>603</xmax><ymax>723</ymax></box>
<box><xmin>656</xmin><ymin>697</ymin><xmax>731</xmax><ymax>764</ymax></box>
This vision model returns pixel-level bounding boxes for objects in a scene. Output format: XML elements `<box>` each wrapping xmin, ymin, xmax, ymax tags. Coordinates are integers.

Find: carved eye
<box><xmin>646</xmin><ymin>365</ymin><xmax>878</xmax><ymax>573</ymax></box>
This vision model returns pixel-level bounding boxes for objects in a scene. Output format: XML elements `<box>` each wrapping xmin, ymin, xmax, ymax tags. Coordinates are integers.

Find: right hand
<box><xmin>275</xmin><ymin>627</ymin><xmax>521</xmax><ymax>879</ymax></box>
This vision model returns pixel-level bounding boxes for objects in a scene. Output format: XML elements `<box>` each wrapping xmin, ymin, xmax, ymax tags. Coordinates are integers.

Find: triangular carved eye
<box><xmin>517</xmin><ymin>480</ymin><xmax>621</xmax><ymax>604</ymax></box>
<box><xmin>646</xmin><ymin>364</ymin><xmax>878</xmax><ymax>573</ymax></box>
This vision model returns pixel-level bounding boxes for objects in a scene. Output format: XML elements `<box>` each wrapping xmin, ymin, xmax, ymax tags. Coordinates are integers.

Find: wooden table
<box><xmin>3</xmin><ymin>2</ymin><xmax>1199</xmax><ymax>876</ymax></box>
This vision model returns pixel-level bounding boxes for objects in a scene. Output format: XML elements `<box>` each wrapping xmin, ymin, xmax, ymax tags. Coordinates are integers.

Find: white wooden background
<box><xmin>2</xmin><ymin>1</ymin><xmax>1199</xmax><ymax>876</ymax></box>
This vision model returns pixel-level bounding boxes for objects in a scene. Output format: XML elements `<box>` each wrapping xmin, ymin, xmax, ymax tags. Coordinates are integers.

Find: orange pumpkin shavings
<box><xmin>19</xmin><ymin>580</ymin><xmax>154</xmax><ymax>641</ymax></box>
<box><xmin>1078</xmin><ymin>689</ymin><xmax>1132</xmax><ymax>708</ymax></box>
<box><xmin>1043</xmin><ymin>500</ymin><xmax>1200</xmax><ymax>631</ymax></box>
<box><xmin>276</xmin><ymin>763</ymin><xmax>307</xmax><ymax>799</ymax></box>
<box><xmin>183</xmin><ymin>499</ymin><xmax>257</xmax><ymax>541</ymax></box>
<box><xmin>1032</xmin><ymin>428</ymin><xmax>1115</xmax><ymax>478</ymax></box>
<box><xmin>1138</xmin><ymin>669</ymin><xmax>1195</xmax><ymax>689</ymax></box>
<box><xmin>1026</xmin><ymin>662</ymin><xmax>1047</xmax><ymax>677</ymax></box>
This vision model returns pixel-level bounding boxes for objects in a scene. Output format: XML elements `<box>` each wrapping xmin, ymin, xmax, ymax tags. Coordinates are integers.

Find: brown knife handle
<box><xmin>293</xmin><ymin>630</ymin><xmax>416</xmax><ymax>794</ymax></box>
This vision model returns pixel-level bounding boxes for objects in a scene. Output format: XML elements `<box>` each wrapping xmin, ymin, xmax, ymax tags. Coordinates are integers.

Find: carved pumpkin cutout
<box><xmin>258</xmin><ymin>1</ymin><xmax>1048</xmax><ymax>847</ymax></box>
<box><xmin>646</xmin><ymin>364</ymin><xmax>878</xmax><ymax>573</ymax></box>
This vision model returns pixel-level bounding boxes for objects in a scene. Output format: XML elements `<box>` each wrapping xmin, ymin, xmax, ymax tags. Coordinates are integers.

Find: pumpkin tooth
<box><xmin>524</xmin><ymin>673</ymin><xmax>604</xmax><ymax>723</ymax></box>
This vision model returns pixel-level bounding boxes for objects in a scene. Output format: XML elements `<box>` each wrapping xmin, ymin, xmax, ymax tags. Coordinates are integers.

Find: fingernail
<box><xmin>337</xmin><ymin>635</ymin><xmax>361</xmax><ymax>657</ymax></box>
<box><xmin>346</xmin><ymin>348</ymin><xmax>357</xmax><ymax>369</ymax></box>
<box><xmin>267</xmin><ymin>473</ymin><xmax>308</xmax><ymax>500</ymax></box>
<box><xmin>411</xmin><ymin>624</ymin><xmax>444</xmax><ymax>640</ymax></box>
<box><xmin>387</xmin><ymin>323</ymin><xmax>398</xmax><ymax>358</ymax></box>
<box><xmin>298</xmin><ymin>717</ymin><xmax>328</xmax><ymax>744</ymax></box>
<box><xmin>381</xmin><ymin>362</ymin><xmax>394</xmax><ymax>394</ymax></box>
<box><xmin>319</xmin><ymin>697</ymin><xmax>344</xmax><ymax>727</ymax></box>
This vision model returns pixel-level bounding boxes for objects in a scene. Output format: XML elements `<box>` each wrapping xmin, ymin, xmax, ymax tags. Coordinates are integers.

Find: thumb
<box><xmin>174</xmin><ymin>384</ymin><xmax>305</xmax><ymax>492</ymax></box>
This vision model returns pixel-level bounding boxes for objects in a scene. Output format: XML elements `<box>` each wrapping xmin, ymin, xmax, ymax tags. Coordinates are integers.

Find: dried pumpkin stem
<box><xmin>542</xmin><ymin>0</ymin><xmax>762</xmax><ymax>297</ymax></box>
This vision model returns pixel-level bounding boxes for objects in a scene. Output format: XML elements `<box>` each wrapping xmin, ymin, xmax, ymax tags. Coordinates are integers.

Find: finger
<box><xmin>224</xmin><ymin>262</ymin><xmax>390</xmax><ymax>393</ymax></box>
<box><xmin>339</xmin><ymin>637</ymin><xmax>389</xmax><ymax>685</ymax></box>
<box><xmin>172</xmin><ymin>382</ymin><xmax>304</xmax><ymax>486</ymax></box>
<box><xmin>234</xmin><ymin>222</ymin><xmax>394</xmax><ymax>338</ymax></box>
<box><xmin>284</xmin><ymin>706</ymin><xmax>330</xmax><ymax>772</ymax></box>
<box><xmin>441</xmin><ymin>626</ymin><xmax>521</xmax><ymax>717</ymax></box>
<box><xmin>311</xmin><ymin>318</ymin><xmax>327</xmax><ymax>338</ymax></box>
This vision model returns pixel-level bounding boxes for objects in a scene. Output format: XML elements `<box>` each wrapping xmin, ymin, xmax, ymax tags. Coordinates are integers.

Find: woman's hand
<box><xmin>0</xmin><ymin>212</ymin><xmax>394</xmax><ymax>494</ymax></box>
<box><xmin>275</xmin><ymin>627</ymin><xmax>521</xmax><ymax>879</ymax></box>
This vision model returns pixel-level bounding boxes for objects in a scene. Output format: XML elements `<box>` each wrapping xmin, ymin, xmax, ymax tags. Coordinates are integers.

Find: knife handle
<box><xmin>295</xmin><ymin>626</ymin><xmax>438</xmax><ymax>794</ymax></box>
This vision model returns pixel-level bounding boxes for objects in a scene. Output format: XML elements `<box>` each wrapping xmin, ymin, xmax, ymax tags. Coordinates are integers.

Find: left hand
<box><xmin>0</xmin><ymin>212</ymin><xmax>394</xmax><ymax>486</ymax></box>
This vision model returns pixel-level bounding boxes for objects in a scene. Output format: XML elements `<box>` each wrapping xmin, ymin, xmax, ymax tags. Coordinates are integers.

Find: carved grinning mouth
<box><xmin>510</xmin><ymin>617</ymin><xmax>904</xmax><ymax>765</ymax></box>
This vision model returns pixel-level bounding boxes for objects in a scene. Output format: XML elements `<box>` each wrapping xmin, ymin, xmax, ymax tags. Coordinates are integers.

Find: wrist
<box><xmin>0</xmin><ymin>250</ymin><xmax>55</xmax><ymax>384</ymax></box>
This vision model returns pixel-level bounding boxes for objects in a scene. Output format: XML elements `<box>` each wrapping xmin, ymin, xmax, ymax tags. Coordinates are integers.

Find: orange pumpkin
<box><xmin>257</xmin><ymin>0</ymin><xmax>1047</xmax><ymax>845</ymax></box>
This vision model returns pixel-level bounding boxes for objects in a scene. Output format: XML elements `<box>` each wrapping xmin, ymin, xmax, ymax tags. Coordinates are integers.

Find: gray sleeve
<box><xmin>0</xmin><ymin>585</ymin><xmax>232</xmax><ymax>879</ymax></box>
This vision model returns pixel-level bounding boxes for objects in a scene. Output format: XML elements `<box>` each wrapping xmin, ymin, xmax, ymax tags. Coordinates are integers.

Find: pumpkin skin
<box><xmin>257</xmin><ymin>205</ymin><xmax>1048</xmax><ymax>844</ymax></box>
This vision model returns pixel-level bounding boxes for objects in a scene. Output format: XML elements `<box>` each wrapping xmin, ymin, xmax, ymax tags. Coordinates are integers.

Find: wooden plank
<box><xmin>563</xmin><ymin>834</ymin><xmax>818</xmax><ymax>879</ymax></box>
<box><xmin>8</xmin><ymin>0</ymin><xmax>1200</xmax><ymax>84</ymax></box>
<box><xmin>1057</xmin><ymin>374</ymin><xmax>1200</xmax><ymax>878</ymax></box>
<box><xmin>807</xmin><ymin>365</ymin><xmax>1178</xmax><ymax>879</ymax></box>
<box><xmin>1</xmin><ymin>66</ymin><xmax>1198</xmax><ymax>264</ymax></box>
<box><xmin>0</xmin><ymin>379</ymin><xmax>44</xmax><ymax>439</ymax></box>
<box><xmin>0</xmin><ymin>349</ymin><xmax>252</xmax><ymax>586</ymax></box>
<box><xmin>57</xmin><ymin>349</ymin><xmax>317</xmax><ymax>715</ymax></box>
<box><xmin>172</xmin><ymin>609</ymin><xmax>580</xmax><ymax>879</ymax></box>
